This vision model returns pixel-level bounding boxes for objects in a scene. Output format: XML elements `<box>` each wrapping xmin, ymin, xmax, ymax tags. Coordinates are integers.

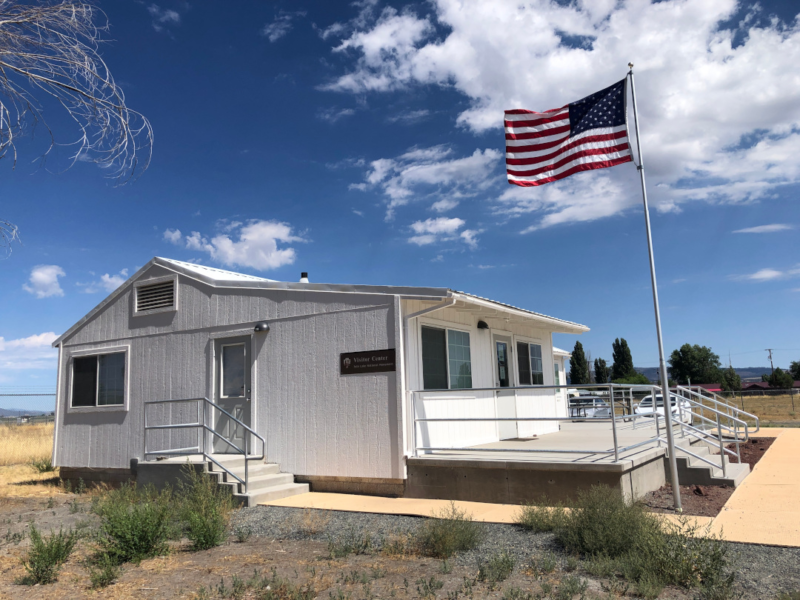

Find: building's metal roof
<box><xmin>452</xmin><ymin>291</ymin><xmax>588</xmax><ymax>332</ymax></box>
<box><xmin>157</xmin><ymin>258</ymin><xmax>277</xmax><ymax>283</ymax></box>
<box><xmin>553</xmin><ymin>346</ymin><xmax>571</xmax><ymax>356</ymax></box>
<box><xmin>53</xmin><ymin>257</ymin><xmax>588</xmax><ymax>345</ymax></box>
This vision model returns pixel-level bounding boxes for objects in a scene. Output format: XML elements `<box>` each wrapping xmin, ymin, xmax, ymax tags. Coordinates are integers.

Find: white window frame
<box><xmin>132</xmin><ymin>274</ymin><xmax>179</xmax><ymax>317</ymax></box>
<box><xmin>418</xmin><ymin>319</ymin><xmax>474</xmax><ymax>390</ymax></box>
<box><xmin>67</xmin><ymin>345</ymin><xmax>130</xmax><ymax>412</ymax></box>
<box><xmin>513</xmin><ymin>335</ymin><xmax>546</xmax><ymax>387</ymax></box>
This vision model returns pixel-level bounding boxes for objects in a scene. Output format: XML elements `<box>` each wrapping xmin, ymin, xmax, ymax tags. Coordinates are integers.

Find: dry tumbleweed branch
<box><xmin>0</xmin><ymin>0</ymin><xmax>153</xmax><ymax>182</ymax></box>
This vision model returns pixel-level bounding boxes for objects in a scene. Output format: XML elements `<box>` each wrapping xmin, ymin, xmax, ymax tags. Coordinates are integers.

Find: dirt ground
<box><xmin>640</xmin><ymin>437</ymin><xmax>775</xmax><ymax>517</ymax></box>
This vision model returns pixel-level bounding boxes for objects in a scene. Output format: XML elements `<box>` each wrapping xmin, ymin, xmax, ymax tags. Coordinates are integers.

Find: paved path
<box><xmin>262</xmin><ymin>428</ymin><xmax>799</xmax><ymax>547</ymax></box>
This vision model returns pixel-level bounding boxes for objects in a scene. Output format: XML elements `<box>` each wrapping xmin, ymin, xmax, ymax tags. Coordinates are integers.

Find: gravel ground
<box><xmin>232</xmin><ymin>505</ymin><xmax>800</xmax><ymax>599</ymax></box>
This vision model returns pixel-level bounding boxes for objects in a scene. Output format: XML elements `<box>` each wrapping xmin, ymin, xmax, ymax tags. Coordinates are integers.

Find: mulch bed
<box><xmin>642</xmin><ymin>437</ymin><xmax>776</xmax><ymax>517</ymax></box>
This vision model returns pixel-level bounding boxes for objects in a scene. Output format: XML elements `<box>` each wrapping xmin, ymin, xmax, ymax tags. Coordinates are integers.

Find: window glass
<box><xmin>447</xmin><ymin>330</ymin><xmax>472</xmax><ymax>390</ymax></box>
<box><xmin>517</xmin><ymin>343</ymin><xmax>531</xmax><ymax>385</ymax></box>
<box><xmin>421</xmin><ymin>326</ymin><xmax>448</xmax><ymax>390</ymax></box>
<box><xmin>72</xmin><ymin>356</ymin><xmax>97</xmax><ymax>407</ymax></box>
<box><xmin>98</xmin><ymin>353</ymin><xmax>125</xmax><ymax>405</ymax></box>
<box><xmin>554</xmin><ymin>363</ymin><xmax>561</xmax><ymax>386</ymax></box>
<box><xmin>530</xmin><ymin>344</ymin><xmax>544</xmax><ymax>385</ymax></box>
<box><xmin>221</xmin><ymin>344</ymin><xmax>246</xmax><ymax>397</ymax></box>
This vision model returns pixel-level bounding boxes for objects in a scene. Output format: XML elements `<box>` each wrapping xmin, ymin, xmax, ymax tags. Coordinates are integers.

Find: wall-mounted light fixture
<box><xmin>254</xmin><ymin>322</ymin><xmax>270</xmax><ymax>333</ymax></box>
<box><xmin>477</xmin><ymin>320</ymin><xmax>489</xmax><ymax>330</ymax></box>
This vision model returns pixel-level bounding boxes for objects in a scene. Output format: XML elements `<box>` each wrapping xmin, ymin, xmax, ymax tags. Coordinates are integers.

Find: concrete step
<box><xmin>672</xmin><ymin>454</ymin><xmax>750</xmax><ymax>487</ymax></box>
<box><xmin>208</xmin><ymin>462</ymin><xmax>281</xmax><ymax>478</ymax></box>
<box><xmin>237</xmin><ymin>482</ymin><xmax>310</xmax><ymax>506</ymax></box>
<box><xmin>239</xmin><ymin>472</ymin><xmax>295</xmax><ymax>492</ymax></box>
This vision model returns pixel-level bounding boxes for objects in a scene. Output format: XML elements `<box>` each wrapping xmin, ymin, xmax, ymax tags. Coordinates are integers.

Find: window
<box><xmin>554</xmin><ymin>363</ymin><xmax>561</xmax><ymax>386</ymax></box>
<box><xmin>135</xmin><ymin>279</ymin><xmax>175</xmax><ymax>313</ymax></box>
<box><xmin>71</xmin><ymin>352</ymin><xmax>126</xmax><ymax>407</ymax></box>
<box><xmin>421</xmin><ymin>326</ymin><xmax>472</xmax><ymax>390</ymax></box>
<box><xmin>516</xmin><ymin>342</ymin><xmax>544</xmax><ymax>385</ymax></box>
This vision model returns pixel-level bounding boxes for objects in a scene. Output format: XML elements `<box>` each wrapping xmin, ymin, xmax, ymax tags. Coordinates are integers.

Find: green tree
<box><xmin>768</xmin><ymin>368</ymin><xmax>794</xmax><ymax>390</ymax></box>
<box><xmin>594</xmin><ymin>358</ymin><xmax>609</xmax><ymax>384</ymax></box>
<box><xmin>611</xmin><ymin>338</ymin><xmax>634</xmax><ymax>380</ymax></box>
<box><xmin>720</xmin><ymin>366</ymin><xmax>742</xmax><ymax>392</ymax></box>
<box><xmin>569</xmin><ymin>341</ymin><xmax>590</xmax><ymax>385</ymax></box>
<box><xmin>667</xmin><ymin>344</ymin><xmax>722</xmax><ymax>384</ymax></box>
<box><xmin>613</xmin><ymin>372</ymin><xmax>651</xmax><ymax>385</ymax></box>
<box><xmin>789</xmin><ymin>360</ymin><xmax>800</xmax><ymax>381</ymax></box>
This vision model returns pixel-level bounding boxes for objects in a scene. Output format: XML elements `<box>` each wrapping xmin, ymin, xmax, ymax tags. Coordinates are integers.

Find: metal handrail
<box><xmin>676</xmin><ymin>385</ymin><xmax>760</xmax><ymax>433</ymax></box>
<box><xmin>143</xmin><ymin>397</ymin><xmax>265</xmax><ymax>494</ymax></box>
<box><xmin>410</xmin><ymin>383</ymin><xmax>755</xmax><ymax>474</ymax></box>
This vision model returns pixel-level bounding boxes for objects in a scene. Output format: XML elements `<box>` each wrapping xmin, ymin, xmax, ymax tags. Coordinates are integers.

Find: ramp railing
<box><xmin>409</xmin><ymin>383</ymin><xmax>755</xmax><ymax>477</ymax></box>
<box><xmin>143</xmin><ymin>397</ymin><xmax>265</xmax><ymax>494</ymax></box>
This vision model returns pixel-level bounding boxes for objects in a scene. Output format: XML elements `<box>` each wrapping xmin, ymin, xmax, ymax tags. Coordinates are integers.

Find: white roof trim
<box><xmin>451</xmin><ymin>292</ymin><xmax>589</xmax><ymax>334</ymax></box>
<box><xmin>553</xmin><ymin>346</ymin><xmax>572</xmax><ymax>357</ymax></box>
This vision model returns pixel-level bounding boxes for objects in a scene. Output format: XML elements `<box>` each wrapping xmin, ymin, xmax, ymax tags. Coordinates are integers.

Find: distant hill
<box><xmin>0</xmin><ymin>408</ymin><xmax>50</xmax><ymax>417</ymax></box>
<box><xmin>634</xmin><ymin>366</ymin><xmax>773</xmax><ymax>383</ymax></box>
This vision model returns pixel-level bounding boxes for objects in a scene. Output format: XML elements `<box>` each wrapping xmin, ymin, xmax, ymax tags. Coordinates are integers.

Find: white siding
<box><xmin>55</xmin><ymin>265</ymin><xmax>403</xmax><ymax>480</ymax></box>
<box><xmin>402</xmin><ymin>300</ymin><xmax>569</xmax><ymax>452</ymax></box>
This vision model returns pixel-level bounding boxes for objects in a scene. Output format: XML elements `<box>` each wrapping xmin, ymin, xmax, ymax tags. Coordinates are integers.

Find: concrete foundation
<box><xmin>296</xmin><ymin>475</ymin><xmax>405</xmax><ymax>497</ymax></box>
<box><xmin>406</xmin><ymin>448</ymin><xmax>667</xmax><ymax>504</ymax></box>
<box><xmin>60</xmin><ymin>467</ymin><xmax>134</xmax><ymax>486</ymax></box>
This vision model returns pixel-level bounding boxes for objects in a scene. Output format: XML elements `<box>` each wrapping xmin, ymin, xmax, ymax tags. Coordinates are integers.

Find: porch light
<box><xmin>254</xmin><ymin>322</ymin><xmax>270</xmax><ymax>333</ymax></box>
<box><xmin>477</xmin><ymin>320</ymin><xmax>489</xmax><ymax>330</ymax></box>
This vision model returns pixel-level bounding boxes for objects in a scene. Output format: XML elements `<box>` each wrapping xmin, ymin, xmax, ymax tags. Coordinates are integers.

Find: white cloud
<box><xmin>0</xmin><ymin>332</ymin><xmax>58</xmax><ymax>372</ymax></box>
<box><xmin>732</xmin><ymin>265</ymin><xmax>800</xmax><ymax>282</ymax></box>
<box><xmin>324</xmin><ymin>0</ymin><xmax>800</xmax><ymax>229</ymax></box>
<box><xmin>163</xmin><ymin>228</ymin><xmax>182</xmax><ymax>244</ymax></box>
<box><xmin>147</xmin><ymin>4</ymin><xmax>180</xmax><ymax>32</ymax></box>
<box><xmin>262</xmin><ymin>11</ymin><xmax>307</xmax><ymax>42</ymax></box>
<box><xmin>732</xmin><ymin>224</ymin><xmax>794</xmax><ymax>234</ymax></box>
<box><xmin>387</xmin><ymin>109</ymin><xmax>431</xmax><ymax>124</ymax></box>
<box><xmin>23</xmin><ymin>265</ymin><xmax>65</xmax><ymax>298</ymax></box>
<box><xmin>175</xmin><ymin>220</ymin><xmax>304</xmax><ymax>271</ymax></box>
<box><xmin>78</xmin><ymin>269</ymin><xmax>130</xmax><ymax>294</ymax></box>
<box><xmin>354</xmin><ymin>144</ymin><xmax>501</xmax><ymax>219</ymax></box>
<box><xmin>431</xmin><ymin>198</ymin><xmax>458</xmax><ymax>212</ymax></box>
<box><xmin>408</xmin><ymin>217</ymin><xmax>479</xmax><ymax>247</ymax></box>
<box><xmin>317</xmin><ymin>107</ymin><xmax>357</xmax><ymax>123</ymax></box>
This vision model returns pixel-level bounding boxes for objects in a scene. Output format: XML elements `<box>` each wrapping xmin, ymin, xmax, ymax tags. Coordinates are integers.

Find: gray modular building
<box><xmin>52</xmin><ymin>257</ymin><xmax>588</xmax><ymax>502</ymax></box>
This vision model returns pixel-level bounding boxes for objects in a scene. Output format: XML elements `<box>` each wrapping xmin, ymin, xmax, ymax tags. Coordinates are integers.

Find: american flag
<box><xmin>505</xmin><ymin>79</ymin><xmax>632</xmax><ymax>187</ymax></box>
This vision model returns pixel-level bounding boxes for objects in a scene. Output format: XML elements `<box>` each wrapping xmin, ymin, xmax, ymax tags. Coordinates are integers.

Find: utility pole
<box><xmin>766</xmin><ymin>349</ymin><xmax>775</xmax><ymax>375</ymax></box>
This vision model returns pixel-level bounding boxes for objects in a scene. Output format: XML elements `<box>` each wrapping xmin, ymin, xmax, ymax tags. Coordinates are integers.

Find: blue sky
<box><xmin>2</xmin><ymin>0</ymin><xmax>799</xmax><ymax>411</ymax></box>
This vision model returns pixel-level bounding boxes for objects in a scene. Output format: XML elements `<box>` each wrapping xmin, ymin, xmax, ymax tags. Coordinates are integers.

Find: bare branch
<box><xmin>0</xmin><ymin>0</ymin><xmax>153</xmax><ymax>183</ymax></box>
<box><xmin>0</xmin><ymin>218</ymin><xmax>20</xmax><ymax>257</ymax></box>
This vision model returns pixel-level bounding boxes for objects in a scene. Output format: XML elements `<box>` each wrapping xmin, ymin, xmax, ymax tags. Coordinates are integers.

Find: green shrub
<box><xmin>178</xmin><ymin>465</ymin><xmax>233</xmax><ymax>550</ymax></box>
<box><xmin>88</xmin><ymin>553</ymin><xmax>120</xmax><ymax>589</ymax></box>
<box><xmin>30</xmin><ymin>456</ymin><xmax>55</xmax><ymax>473</ymax></box>
<box><xmin>554</xmin><ymin>574</ymin><xmax>588</xmax><ymax>600</ymax></box>
<box><xmin>529</xmin><ymin>551</ymin><xmax>558</xmax><ymax>577</ymax></box>
<box><xmin>515</xmin><ymin>498</ymin><xmax>568</xmax><ymax>533</ymax></box>
<box><xmin>17</xmin><ymin>525</ymin><xmax>78</xmax><ymax>585</ymax></box>
<box><xmin>327</xmin><ymin>526</ymin><xmax>374</xmax><ymax>558</ymax></box>
<box><xmin>540</xmin><ymin>485</ymin><xmax>735</xmax><ymax>597</ymax></box>
<box><xmin>414</xmin><ymin>502</ymin><xmax>483</xmax><ymax>558</ymax></box>
<box><xmin>95</xmin><ymin>482</ymin><xmax>175</xmax><ymax>564</ymax></box>
<box><xmin>477</xmin><ymin>550</ymin><xmax>515</xmax><ymax>586</ymax></box>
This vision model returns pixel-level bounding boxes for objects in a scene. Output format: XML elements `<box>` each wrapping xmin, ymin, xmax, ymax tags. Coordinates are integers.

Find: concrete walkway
<box><xmin>261</xmin><ymin>428</ymin><xmax>799</xmax><ymax>547</ymax></box>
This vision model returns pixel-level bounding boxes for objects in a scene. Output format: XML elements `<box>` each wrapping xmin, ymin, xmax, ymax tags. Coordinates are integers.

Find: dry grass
<box><xmin>732</xmin><ymin>394</ymin><xmax>798</xmax><ymax>423</ymax></box>
<box><xmin>289</xmin><ymin>507</ymin><xmax>332</xmax><ymax>536</ymax></box>
<box><xmin>0</xmin><ymin>422</ymin><xmax>54</xmax><ymax>466</ymax></box>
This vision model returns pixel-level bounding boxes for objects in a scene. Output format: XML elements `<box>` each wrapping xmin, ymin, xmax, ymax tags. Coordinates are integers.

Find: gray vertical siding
<box><xmin>55</xmin><ymin>266</ymin><xmax>402</xmax><ymax>480</ymax></box>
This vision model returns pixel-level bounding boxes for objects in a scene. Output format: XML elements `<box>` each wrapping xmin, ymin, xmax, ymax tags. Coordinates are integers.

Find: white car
<box><xmin>633</xmin><ymin>393</ymin><xmax>692</xmax><ymax>424</ymax></box>
<box><xmin>569</xmin><ymin>396</ymin><xmax>611</xmax><ymax>420</ymax></box>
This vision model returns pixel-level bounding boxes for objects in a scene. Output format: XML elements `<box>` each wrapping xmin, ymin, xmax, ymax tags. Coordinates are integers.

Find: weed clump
<box><xmin>30</xmin><ymin>456</ymin><xmax>55</xmax><ymax>473</ymax></box>
<box><xmin>327</xmin><ymin>525</ymin><xmax>374</xmax><ymax>558</ymax></box>
<box><xmin>477</xmin><ymin>550</ymin><xmax>515</xmax><ymax>587</ymax></box>
<box><xmin>94</xmin><ymin>482</ymin><xmax>175</xmax><ymax>564</ymax></box>
<box><xmin>87</xmin><ymin>553</ymin><xmax>121</xmax><ymax>589</ymax></box>
<box><xmin>415</xmin><ymin>502</ymin><xmax>483</xmax><ymax>558</ymax></box>
<box><xmin>516</xmin><ymin>496</ymin><xmax>568</xmax><ymax>533</ymax></box>
<box><xmin>518</xmin><ymin>485</ymin><xmax>736</xmax><ymax>598</ymax></box>
<box><xmin>178</xmin><ymin>465</ymin><xmax>233</xmax><ymax>551</ymax></box>
<box><xmin>17</xmin><ymin>525</ymin><xmax>77</xmax><ymax>585</ymax></box>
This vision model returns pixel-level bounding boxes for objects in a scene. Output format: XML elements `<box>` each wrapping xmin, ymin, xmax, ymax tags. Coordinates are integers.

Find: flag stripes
<box><xmin>505</xmin><ymin>79</ymin><xmax>631</xmax><ymax>187</ymax></box>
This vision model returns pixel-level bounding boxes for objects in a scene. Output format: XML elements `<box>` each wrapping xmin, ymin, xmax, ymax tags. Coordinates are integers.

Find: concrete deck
<box><xmin>416</xmin><ymin>420</ymin><xmax>668</xmax><ymax>466</ymax></box>
<box><xmin>261</xmin><ymin>429</ymin><xmax>800</xmax><ymax>548</ymax></box>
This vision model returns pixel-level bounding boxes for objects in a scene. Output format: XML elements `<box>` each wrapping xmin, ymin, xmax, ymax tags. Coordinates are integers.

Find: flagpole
<box><xmin>627</xmin><ymin>63</ymin><xmax>682</xmax><ymax>512</ymax></box>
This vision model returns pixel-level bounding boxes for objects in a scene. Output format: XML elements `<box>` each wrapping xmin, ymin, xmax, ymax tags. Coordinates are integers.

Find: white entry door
<box><xmin>493</xmin><ymin>334</ymin><xmax>518</xmax><ymax>440</ymax></box>
<box><xmin>213</xmin><ymin>337</ymin><xmax>251</xmax><ymax>454</ymax></box>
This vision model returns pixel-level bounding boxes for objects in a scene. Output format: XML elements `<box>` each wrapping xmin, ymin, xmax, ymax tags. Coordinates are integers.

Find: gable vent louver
<box><xmin>136</xmin><ymin>281</ymin><xmax>175</xmax><ymax>312</ymax></box>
